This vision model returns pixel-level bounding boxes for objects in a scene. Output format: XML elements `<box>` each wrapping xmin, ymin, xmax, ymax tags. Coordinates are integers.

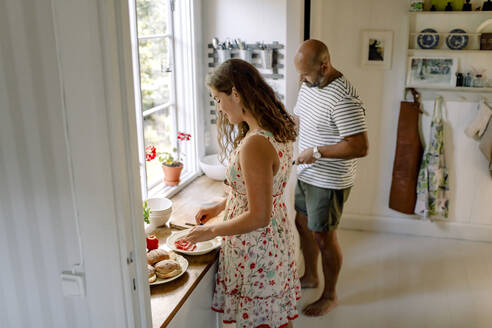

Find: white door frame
<box><xmin>92</xmin><ymin>0</ymin><xmax>153</xmax><ymax>326</ymax></box>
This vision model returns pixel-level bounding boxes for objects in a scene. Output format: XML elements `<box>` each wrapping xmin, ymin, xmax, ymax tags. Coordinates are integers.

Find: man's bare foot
<box><xmin>302</xmin><ymin>296</ymin><xmax>338</xmax><ymax>316</ymax></box>
<box><xmin>300</xmin><ymin>275</ymin><xmax>319</xmax><ymax>288</ymax></box>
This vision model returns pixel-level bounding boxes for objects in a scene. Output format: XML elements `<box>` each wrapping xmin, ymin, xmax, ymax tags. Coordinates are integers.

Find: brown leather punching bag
<box><xmin>389</xmin><ymin>89</ymin><xmax>423</xmax><ymax>214</ymax></box>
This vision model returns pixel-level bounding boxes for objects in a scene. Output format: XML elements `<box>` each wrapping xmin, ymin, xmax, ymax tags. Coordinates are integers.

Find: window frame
<box><xmin>131</xmin><ymin>0</ymin><xmax>200</xmax><ymax>199</ymax></box>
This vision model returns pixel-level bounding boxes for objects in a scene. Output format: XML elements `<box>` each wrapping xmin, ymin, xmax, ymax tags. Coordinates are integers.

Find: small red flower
<box><xmin>278</xmin><ymin>151</ymin><xmax>283</xmax><ymax>157</ymax></box>
<box><xmin>243</xmin><ymin>312</ymin><xmax>249</xmax><ymax>320</ymax></box>
<box><xmin>177</xmin><ymin>132</ymin><xmax>192</xmax><ymax>141</ymax></box>
<box><xmin>258</xmin><ymin>268</ymin><xmax>263</xmax><ymax>273</ymax></box>
<box><xmin>177</xmin><ymin>132</ymin><xmax>191</xmax><ymax>141</ymax></box>
<box><xmin>250</xmin><ymin>262</ymin><xmax>256</xmax><ymax>269</ymax></box>
<box><xmin>145</xmin><ymin>145</ymin><xmax>156</xmax><ymax>161</ymax></box>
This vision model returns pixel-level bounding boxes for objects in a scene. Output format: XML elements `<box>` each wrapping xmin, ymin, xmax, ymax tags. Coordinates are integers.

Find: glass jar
<box><xmin>464</xmin><ymin>72</ymin><xmax>472</xmax><ymax>87</ymax></box>
<box><xmin>456</xmin><ymin>73</ymin><xmax>464</xmax><ymax>87</ymax></box>
<box><xmin>431</xmin><ymin>0</ymin><xmax>449</xmax><ymax>10</ymax></box>
<box><xmin>453</xmin><ymin>0</ymin><xmax>465</xmax><ymax>11</ymax></box>
<box><xmin>472</xmin><ymin>74</ymin><xmax>485</xmax><ymax>88</ymax></box>
<box><xmin>410</xmin><ymin>0</ymin><xmax>424</xmax><ymax>11</ymax></box>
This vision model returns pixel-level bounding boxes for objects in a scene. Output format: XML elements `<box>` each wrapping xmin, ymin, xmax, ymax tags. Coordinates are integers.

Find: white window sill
<box><xmin>147</xmin><ymin>170</ymin><xmax>203</xmax><ymax>199</ymax></box>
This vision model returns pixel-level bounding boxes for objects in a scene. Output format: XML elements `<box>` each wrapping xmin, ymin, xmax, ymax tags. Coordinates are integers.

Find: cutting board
<box><xmin>166</xmin><ymin>176</ymin><xmax>227</xmax><ymax>230</ymax></box>
<box><xmin>169</xmin><ymin>211</ymin><xmax>224</xmax><ymax>230</ymax></box>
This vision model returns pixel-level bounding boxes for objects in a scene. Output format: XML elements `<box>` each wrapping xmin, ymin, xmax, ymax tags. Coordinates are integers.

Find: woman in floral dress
<box><xmin>181</xmin><ymin>59</ymin><xmax>301</xmax><ymax>327</ymax></box>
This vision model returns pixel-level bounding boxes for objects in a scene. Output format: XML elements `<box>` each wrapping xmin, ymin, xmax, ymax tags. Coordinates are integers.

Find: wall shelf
<box><xmin>404</xmin><ymin>85</ymin><xmax>492</xmax><ymax>102</ymax></box>
<box><xmin>405</xmin><ymin>10</ymin><xmax>492</xmax><ymax>102</ymax></box>
<box><xmin>408</xmin><ymin>11</ymin><xmax>492</xmax><ymax>15</ymax></box>
<box><xmin>408</xmin><ymin>49</ymin><xmax>492</xmax><ymax>54</ymax></box>
<box><xmin>409</xmin><ymin>32</ymin><xmax>482</xmax><ymax>36</ymax></box>
<box><xmin>406</xmin><ymin>85</ymin><xmax>492</xmax><ymax>92</ymax></box>
<box><xmin>407</xmin><ymin>11</ymin><xmax>492</xmax><ymax>51</ymax></box>
<box><xmin>206</xmin><ymin>40</ymin><xmax>285</xmax><ymax>125</ymax></box>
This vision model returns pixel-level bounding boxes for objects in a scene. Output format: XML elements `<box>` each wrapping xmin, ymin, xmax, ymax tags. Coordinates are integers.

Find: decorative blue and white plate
<box><xmin>417</xmin><ymin>28</ymin><xmax>440</xmax><ymax>49</ymax></box>
<box><xmin>446</xmin><ymin>29</ymin><xmax>468</xmax><ymax>50</ymax></box>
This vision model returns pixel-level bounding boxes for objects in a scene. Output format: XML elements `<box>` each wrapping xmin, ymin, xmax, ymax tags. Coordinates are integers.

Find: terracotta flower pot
<box><xmin>162</xmin><ymin>163</ymin><xmax>183</xmax><ymax>186</ymax></box>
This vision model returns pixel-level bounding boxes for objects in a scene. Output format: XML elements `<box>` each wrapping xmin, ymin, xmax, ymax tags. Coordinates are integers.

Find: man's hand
<box><xmin>296</xmin><ymin>132</ymin><xmax>369</xmax><ymax>162</ymax></box>
<box><xmin>296</xmin><ymin>148</ymin><xmax>316</xmax><ymax>164</ymax></box>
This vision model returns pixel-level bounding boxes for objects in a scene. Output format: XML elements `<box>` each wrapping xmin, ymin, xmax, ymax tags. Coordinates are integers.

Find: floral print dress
<box><xmin>212</xmin><ymin>129</ymin><xmax>301</xmax><ymax>328</ymax></box>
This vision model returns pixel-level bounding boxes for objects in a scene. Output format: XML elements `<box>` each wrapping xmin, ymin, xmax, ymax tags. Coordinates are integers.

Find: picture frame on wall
<box><xmin>406</xmin><ymin>57</ymin><xmax>458</xmax><ymax>87</ymax></box>
<box><xmin>361</xmin><ymin>30</ymin><xmax>393</xmax><ymax>70</ymax></box>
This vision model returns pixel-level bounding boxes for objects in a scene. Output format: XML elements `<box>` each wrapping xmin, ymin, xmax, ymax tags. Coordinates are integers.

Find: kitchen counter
<box><xmin>149</xmin><ymin>175</ymin><xmax>226</xmax><ymax>328</ymax></box>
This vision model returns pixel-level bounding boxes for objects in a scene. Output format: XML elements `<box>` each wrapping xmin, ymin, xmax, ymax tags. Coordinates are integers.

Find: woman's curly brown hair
<box><xmin>207</xmin><ymin>59</ymin><xmax>297</xmax><ymax>162</ymax></box>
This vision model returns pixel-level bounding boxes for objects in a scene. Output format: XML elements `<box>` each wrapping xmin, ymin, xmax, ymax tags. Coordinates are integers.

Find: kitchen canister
<box><xmin>260</xmin><ymin>49</ymin><xmax>273</xmax><ymax>69</ymax></box>
<box><xmin>410</xmin><ymin>0</ymin><xmax>424</xmax><ymax>11</ymax></box>
<box><xmin>238</xmin><ymin>49</ymin><xmax>251</xmax><ymax>62</ymax></box>
<box><xmin>217</xmin><ymin>49</ymin><xmax>231</xmax><ymax>64</ymax></box>
<box><xmin>477</xmin><ymin>19</ymin><xmax>492</xmax><ymax>50</ymax></box>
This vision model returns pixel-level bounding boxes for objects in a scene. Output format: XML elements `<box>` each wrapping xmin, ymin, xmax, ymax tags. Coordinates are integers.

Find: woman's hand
<box><xmin>179</xmin><ymin>225</ymin><xmax>216</xmax><ymax>244</ymax></box>
<box><xmin>194</xmin><ymin>204</ymin><xmax>222</xmax><ymax>225</ymax></box>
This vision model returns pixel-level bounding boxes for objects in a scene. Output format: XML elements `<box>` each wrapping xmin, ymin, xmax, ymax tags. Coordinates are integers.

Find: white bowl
<box><xmin>147</xmin><ymin>198</ymin><xmax>172</xmax><ymax>227</ymax></box>
<box><xmin>147</xmin><ymin>197</ymin><xmax>172</xmax><ymax>214</ymax></box>
<box><xmin>149</xmin><ymin>212</ymin><xmax>171</xmax><ymax>227</ymax></box>
<box><xmin>199</xmin><ymin>154</ymin><xmax>227</xmax><ymax>181</ymax></box>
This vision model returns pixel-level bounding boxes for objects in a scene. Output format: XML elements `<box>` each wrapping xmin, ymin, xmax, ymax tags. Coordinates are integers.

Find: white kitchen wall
<box><xmin>199</xmin><ymin>0</ymin><xmax>304</xmax><ymax>248</ymax></box>
<box><xmin>200</xmin><ymin>0</ymin><xmax>304</xmax><ymax>155</ymax></box>
<box><xmin>311</xmin><ymin>0</ymin><xmax>492</xmax><ymax>239</ymax></box>
<box><xmin>0</xmin><ymin>0</ymin><xmax>150</xmax><ymax>327</ymax></box>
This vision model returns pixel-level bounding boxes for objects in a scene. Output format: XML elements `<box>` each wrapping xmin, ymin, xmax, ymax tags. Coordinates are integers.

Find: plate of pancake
<box><xmin>146</xmin><ymin>248</ymin><xmax>188</xmax><ymax>285</ymax></box>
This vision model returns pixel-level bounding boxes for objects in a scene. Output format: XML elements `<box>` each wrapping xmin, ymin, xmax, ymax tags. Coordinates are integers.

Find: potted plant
<box><xmin>143</xmin><ymin>200</ymin><xmax>152</xmax><ymax>224</ymax></box>
<box><xmin>145</xmin><ymin>132</ymin><xmax>191</xmax><ymax>186</ymax></box>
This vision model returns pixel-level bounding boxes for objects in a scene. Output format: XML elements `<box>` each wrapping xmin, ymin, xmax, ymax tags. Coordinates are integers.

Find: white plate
<box><xmin>149</xmin><ymin>253</ymin><xmax>188</xmax><ymax>286</ymax></box>
<box><xmin>166</xmin><ymin>229</ymin><xmax>222</xmax><ymax>256</ymax></box>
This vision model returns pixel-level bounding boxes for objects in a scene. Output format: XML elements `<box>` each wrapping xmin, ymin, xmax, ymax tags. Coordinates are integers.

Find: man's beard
<box><xmin>305</xmin><ymin>81</ymin><xmax>320</xmax><ymax>88</ymax></box>
<box><xmin>304</xmin><ymin>71</ymin><xmax>324</xmax><ymax>88</ymax></box>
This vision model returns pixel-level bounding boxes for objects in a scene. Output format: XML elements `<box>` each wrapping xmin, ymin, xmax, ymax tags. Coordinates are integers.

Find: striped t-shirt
<box><xmin>294</xmin><ymin>76</ymin><xmax>367</xmax><ymax>189</ymax></box>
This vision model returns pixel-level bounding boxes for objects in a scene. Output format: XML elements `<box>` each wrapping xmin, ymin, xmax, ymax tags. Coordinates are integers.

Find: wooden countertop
<box><xmin>149</xmin><ymin>175</ymin><xmax>226</xmax><ymax>328</ymax></box>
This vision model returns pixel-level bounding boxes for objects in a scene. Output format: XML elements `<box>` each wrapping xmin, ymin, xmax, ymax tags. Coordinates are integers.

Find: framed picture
<box><xmin>406</xmin><ymin>57</ymin><xmax>458</xmax><ymax>87</ymax></box>
<box><xmin>361</xmin><ymin>30</ymin><xmax>393</xmax><ymax>70</ymax></box>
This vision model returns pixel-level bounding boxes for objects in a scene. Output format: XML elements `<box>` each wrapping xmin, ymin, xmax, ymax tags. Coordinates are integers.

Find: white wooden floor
<box><xmin>294</xmin><ymin>229</ymin><xmax>492</xmax><ymax>328</ymax></box>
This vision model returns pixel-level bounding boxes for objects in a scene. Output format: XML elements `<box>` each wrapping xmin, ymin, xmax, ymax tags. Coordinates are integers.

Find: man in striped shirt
<box><xmin>293</xmin><ymin>40</ymin><xmax>369</xmax><ymax>316</ymax></box>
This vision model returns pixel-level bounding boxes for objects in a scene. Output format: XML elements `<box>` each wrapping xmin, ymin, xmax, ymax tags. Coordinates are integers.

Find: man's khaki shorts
<box><xmin>294</xmin><ymin>179</ymin><xmax>351</xmax><ymax>232</ymax></box>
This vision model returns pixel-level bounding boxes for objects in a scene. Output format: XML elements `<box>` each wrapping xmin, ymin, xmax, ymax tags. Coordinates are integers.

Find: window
<box><xmin>135</xmin><ymin>0</ymin><xmax>176</xmax><ymax>194</ymax></box>
<box><xmin>130</xmin><ymin>0</ymin><xmax>200</xmax><ymax>199</ymax></box>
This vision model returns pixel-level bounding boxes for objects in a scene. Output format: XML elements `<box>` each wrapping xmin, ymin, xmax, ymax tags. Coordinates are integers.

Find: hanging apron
<box><xmin>415</xmin><ymin>97</ymin><xmax>450</xmax><ymax>219</ymax></box>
